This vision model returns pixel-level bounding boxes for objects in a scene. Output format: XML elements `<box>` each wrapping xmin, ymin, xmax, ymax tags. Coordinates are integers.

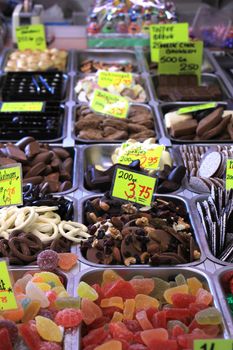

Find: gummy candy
<box><xmin>167</xmin><ymin>320</ymin><xmax>188</xmax><ymax>334</ymax></box>
<box><xmin>82</xmin><ymin>326</ymin><xmax>109</xmax><ymax>348</ymax></box>
<box><xmin>152</xmin><ymin>278</ymin><xmax>170</xmax><ymax>301</ymax></box>
<box><xmin>14</xmin><ymin>274</ymin><xmax>32</xmax><ymax>294</ymax></box>
<box><xmin>103</xmin><ymin>280</ymin><xmax>136</xmax><ymax>299</ymax></box>
<box><xmin>109</xmin><ymin>322</ymin><xmax>134</xmax><ymax>342</ymax></box>
<box><xmin>37</xmin><ymin>250</ymin><xmax>59</xmax><ymax>271</ymax></box>
<box><xmin>141</xmin><ymin>328</ymin><xmax>169</xmax><ymax>347</ymax></box>
<box><xmin>35</xmin><ymin>316</ymin><xmax>63</xmax><ymax>342</ymax></box>
<box><xmin>101</xmin><ymin>297</ymin><xmax>124</xmax><ymax>309</ymax></box>
<box><xmin>0</xmin><ymin>320</ymin><xmax>18</xmax><ymax>344</ymax></box>
<box><xmin>171</xmin><ymin>293</ymin><xmax>196</xmax><ymax>308</ymax></box>
<box><xmin>151</xmin><ymin>311</ymin><xmax>166</xmax><ymax>329</ymax></box>
<box><xmin>136</xmin><ymin>310</ymin><xmax>153</xmax><ymax>330</ymax></box>
<box><xmin>175</xmin><ymin>274</ymin><xmax>187</xmax><ymax>286</ymax></box>
<box><xmin>187</xmin><ymin>277</ymin><xmax>203</xmax><ymax>296</ymax></box>
<box><xmin>39</xmin><ymin>342</ymin><xmax>62</xmax><ymax>350</ymax></box>
<box><xmin>46</xmin><ymin>291</ymin><xmax>57</xmax><ymax>304</ymax></box>
<box><xmin>195</xmin><ymin>307</ymin><xmax>223</xmax><ymax>325</ymax></box>
<box><xmin>0</xmin><ymin>328</ymin><xmax>13</xmax><ymax>350</ymax></box>
<box><xmin>35</xmin><ymin>283</ymin><xmax>51</xmax><ymax>292</ymax></box>
<box><xmin>57</xmin><ymin>253</ymin><xmax>77</xmax><ymax>271</ymax></box>
<box><xmin>135</xmin><ymin>294</ymin><xmax>159</xmax><ymax>310</ymax></box>
<box><xmin>26</xmin><ymin>281</ymin><xmax>50</xmax><ymax>308</ymax></box>
<box><xmin>81</xmin><ymin>298</ymin><xmax>102</xmax><ymax>325</ymax></box>
<box><xmin>2</xmin><ymin>302</ymin><xmax>24</xmax><ymax>322</ymax></box>
<box><xmin>123</xmin><ymin>299</ymin><xmax>135</xmax><ymax>320</ymax></box>
<box><xmin>196</xmin><ymin>288</ymin><xmax>213</xmax><ymax>306</ymax></box>
<box><xmin>54</xmin><ymin>297</ymin><xmax>80</xmax><ymax>309</ymax></box>
<box><xmin>129</xmin><ymin>278</ymin><xmax>154</xmax><ymax>295</ymax></box>
<box><xmin>19</xmin><ymin>321</ymin><xmax>42</xmax><ymax>350</ymax></box>
<box><xmin>102</xmin><ymin>270</ymin><xmax>122</xmax><ymax>286</ymax></box>
<box><xmin>77</xmin><ymin>281</ymin><xmax>98</xmax><ymax>301</ymax></box>
<box><xmin>94</xmin><ymin>340</ymin><xmax>122</xmax><ymax>350</ymax></box>
<box><xmin>34</xmin><ymin>272</ymin><xmax>63</xmax><ymax>288</ymax></box>
<box><xmin>22</xmin><ymin>300</ymin><xmax>41</xmax><ymax>323</ymax></box>
<box><xmin>164</xmin><ymin>285</ymin><xmax>189</xmax><ymax>304</ymax></box>
<box><xmin>112</xmin><ymin>311</ymin><xmax>124</xmax><ymax>322</ymax></box>
<box><xmin>55</xmin><ymin>308</ymin><xmax>82</xmax><ymax>328</ymax></box>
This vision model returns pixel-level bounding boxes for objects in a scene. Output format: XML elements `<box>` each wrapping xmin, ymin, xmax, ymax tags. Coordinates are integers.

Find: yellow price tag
<box><xmin>194</xmin><ymin>339</ymin><xmax>233</xmax><ymax>350</ymax></box>
<box><xmin>0</xmin><ymin>164</ymin><xmax>23</xmax><ymax>207</ymax></box>
<box><xmin>0</xmin><ymin>261</ymin><xmax>17</xmax><ymax>311</ymax></box>
<box><xmin>158</xmin><ymin>41</ymin><xmax>203</xmax><ymax>84</ymax></box>
<box><xmin>226</xmin><ymin>159</ymin><xmax>233</xmax><ymax>191</ymax></box>
<box><xmin>118</xmin><ymin>146</ymin><xmax>164</xmax><ymax>170</ymax></box>
<box><xmin>16</xmin><ymin>24</ymin><xmax>46</xmax><ymax>51</ymax></box>
<box><xmin>1</xmin><ymin>102</ymin><xmax>44</xmax><ymax>113</ymax></box>
<box><xmin>90</xmin><ymin>89</ymin><xmax>129</xmax><ymax>119</ymax></box>
<box><xmin>98</xmin><ymin>71</ymin><xmax>133</xmax><ymax>88</ymax></box>
<box><xmin>111</xmin><ymin>167</ymin><xmax>156</xmax><ymax>206</ymax></box>
<box><xmin>150</xmin><ymin>23</ymin><xmax>189</xmax><ymax>62</ymax></box>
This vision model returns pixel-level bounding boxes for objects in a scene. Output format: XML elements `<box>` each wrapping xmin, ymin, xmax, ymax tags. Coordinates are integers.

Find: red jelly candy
<box><xmin>129</xmin><ymin>279</ymin><xmax>154</xmax><ymax>295</ymax></box>
<box><xmin>39</xmin><ymin>342</ymin><xmax>62</xmax><ymax>350</ymax></box>
<box><xmin>0</xmin><ymin>320</ymin><xmax>18</xmax><ymax>345</ymax></box>
<box><xmin>88</xmin><ymin>316</ymin><xmax>111</xmax><ymax>330</ymax></box>
<box><xmin>103</xmin><ymin>306</ymin><xmax>122</xmax><ymax>318</ymax></box>
<box><xmin>171</xmin><ymin>293</ymin><xmax>196</xmax><ymax>308</ymax></box>
<box><xmin>0</xmin><ymin>328</ymin><xmax>13</xmax><ymax>350</ymax></box>
<box><xmin>172</xmin><ymin>325</ymin><xmax>185</xmax><ymax>337</ymax></box>
<box><xmin>145</xmin><ymin>307</ymin><xmax>158</xmax><ymax>322</ymax></box>
<box><xmin>123</xmin><ymin>320</ymin><xmax>142</xmax><ymax>332</ymax></box>
<box><xmin>165</xmin><ymin>308</ymin><xmax>190</xmax><ymax>320</ymax></box>
<box><xmin>55</xmin><ymin>308</ymin><xmax>83</xmax><ymax>328</ymax></box>
<box><xmin>151</xmin><ymin>311</ymin><xmax>166</xmax><ymax>329</ymax></box>
<box><xmin>19</xmin><ymin>322</ymin><xmax>42</xmax><ymax>350</ymax></box>
<box><xmin>188</xmin><ymin>303</ymin><xmax>208</xmax><ymax>317</ymax></box>
<box><xmin>109</xmin><ymin>322</ymin><xmax>134</xmax><ymax>342</ymax></box>
<box><xmin>81</xmin><ymin>298</ymin><xmax>102</xmax><ymax>325</ymax></box>
<box><xmin>177</xmin><ymin>330</ymin><xmax>209</xmax><ymax>348</ymax></box>
<box><xmin>103</xmin><ymin>280</ymin><xmax>136</xmax><ymax>300</ymax></box>
<box><xmin>82</xmin><ymin>326</ymin><xmax>109</xmax><ymax>348</ymax></box>
<box><xmin>92</xmin><ymin>284</ymin><xmax>104</xmax><ymax>304</ymax></box>
<box><xmin>136</xmin><ymin>310</ymin><xmax>153</xmax><ymax>330</ymax></box>
<box><xmin>128</xmin><ymin>345</ymin><xmax>148</xmax><ymax>350</ymax></box>
<box><xmin>134</xmin><ymin>331</ymin><xmax>144</xmax><ymax>344</ymax></box>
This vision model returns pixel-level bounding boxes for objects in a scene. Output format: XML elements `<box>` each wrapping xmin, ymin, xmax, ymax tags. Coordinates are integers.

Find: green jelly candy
<box><xmin>167</xmin><ymin>320</ymin><xmax>189</xmax><ymax>333</ymax></box>
<box><xmin>54</xmin><ymin>297</ymin><xmax>80</xmax><ymax>310</ymax></box>
<box><xmin>152</xmin><ymin>277</ymin><xmax>170</xmax><ymax>301</ymax></box>
<box><xmin>132</xmin><ymin>275</ymin><xmax>144</xmax><ymax>280</ymax></box>
<box><xmin>195</xmin><ymin>307</ymin><xmax>223</xmax><ymax>325</ymax></box>
<box><xmin>169</xmin><ymin>281</ymin><xmax>177</xmax><ymax>288</ymax></box>
<box><xmin>175</xmin><ymin>274</ymin><xmax>187</xmax><ymax>286</ymax></box>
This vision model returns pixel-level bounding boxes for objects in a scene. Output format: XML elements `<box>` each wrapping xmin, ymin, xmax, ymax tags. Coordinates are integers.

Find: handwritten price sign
<box><xmin>16</xmin><ymin>24</ymin><xmax>46</xmax><ymax>51</ymax></box>
<box><xmin>118</xmin><ymin>146</ymin><xmax>164</xmax><ymax>170</ymax></box>
<box><xmin>0</xmin><ymin>261</ymin><xmax>17</xmax><ymax>311</ymax></box>
<box><xmin>98</xmin><ymin>71</ymin><xmax>133</xmax><ymax>88</ymax></box>
<box><xmin>0</xmin><ymin>164</ymin><xmax>23</xmax><ymax>207</ymax></box>
<box><xmin>111</xmin><ymin>167</ymin><xmax>156</xmax><ymax>206</ymax></box>
<box><xmin>91</xmin><ymin>89</ymin><xmax>129</xmax><ymax>119</ymax></box>
<box><xmin>194</xmin><ymin>339</ymin><xmax>233</xmax><ymax>350</ymax></box>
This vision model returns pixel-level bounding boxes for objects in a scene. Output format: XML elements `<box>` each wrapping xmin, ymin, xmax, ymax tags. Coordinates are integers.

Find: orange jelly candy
<box><xmin>58</xmin><ymin>253</ymin><xmax>77</xmax><ymax>271</ymax></box>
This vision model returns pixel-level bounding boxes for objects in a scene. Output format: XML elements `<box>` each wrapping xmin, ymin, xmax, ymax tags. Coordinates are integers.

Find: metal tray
<box><xmin>73</xmin><ymin>73</ymin><xmax>150</xmax><ymax>104</ymax></box>
<box><xmin>190</xmin><ymin>194</ymin><xmax>233</xmax><ymax>267</ymax></box>
<box><xmin>79</xmin><ymin>144</ymin><xmax>184</xmax><ymax>195</ymax></box>
<box><xmin>8</xmin><ymin>267</ymin><xmax>79</xmax><ymax>349</ymax></box>
<box><xmin>75</xmin><ymin>267</ymin><xmax>230</xmax><ymax>345</ymax></box>
<box><xmin>1</xmin><ymin>48</ymin><xmax>72</xmax><ymax>74</ymax></box>
<box><xmin>157</xmin><ymin>101</ymin><xmax>231</xmax><ymax>144</ymax></box>
<box><xmin>149</xmin><ymin>73</ymin><xmax>231</xmax><ymax>103</ymax></box>
<box><xmin>77</xmin><ymin>193</ymin><xmax>206</xmax><ymax>268</ymax></box>
<box><xmin>74</xmin><ymin>49</ymin><xmax>139</xmax><ymax>74</ymax></box>
<box><xmin>215</xmin><ymin>266</ymin><xmax>233</xmax><ymax>336</ymax></box>
<box><xmin>72</xmin><ymin>102</ymin><xmax>160</xmax><ymax>144</ymax></box>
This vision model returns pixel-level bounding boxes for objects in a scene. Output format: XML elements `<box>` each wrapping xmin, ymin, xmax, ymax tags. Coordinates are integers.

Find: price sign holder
<box><xmin>111</xmin><ymin>166</ymin><xmax>157</xmax><ymax>207</ymax></box>
<box><xmin>16</xmin><ymin>24</ymin><xmax>46</xmax><ymax>51</ymax></box>
<box><xmin>90</xmin><ymin>89</ymin><xmax>129</xmax><ymax>119</ymax></box>
<box><xmin>0</xmin><ymin>164</ymin><xmax>23</xmax><ymax>207</ymax></box>
<box><xmin>0</xmin><ymin>260</ymin><xmax>17</xmax><ymax>311</ymax></box>
<box><xmin>98</xmin><ymin>71</ymin><xmax>133</xmax><ymax>88</ymax></box>
<box><xmin>150</xmin><ymin>23</ymin><xmax>189</xmax><ymax>62</ymax></box>
<box><xmin>178</xmin><ymin>103</ymin><xmax>217</xmax><ymax>115</ymax></box>
<box><xmin>158</xmin><ymin>41</ymin><xmax>203</xmax><ymax>84</ymax></box>
<box><xmin>194</xmin><ymin>339</ymin><xmax>233</xmax><ymax>350</ymax></box>
<box><xmin>226</xmin><ymin>159</ymin><xmax>233</xmax><ymax>191</ymax></box>
<box><xmin>118</xmin><ymin>145</ymin><xmax>165</xmax><ymax>170</ymax></box>
<box><xmin>0</xmin><ymin>102</ymin><xmax>44</xmax><ymax>113</ymax></box>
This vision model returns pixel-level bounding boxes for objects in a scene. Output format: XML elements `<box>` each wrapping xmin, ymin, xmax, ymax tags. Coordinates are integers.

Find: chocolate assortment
<box><xmin>75</xmin><ymin>104</ymin><xmax>156</xmax><ymax>141</ymax></box>
<box><xmin>0</xmin><ymin>137</ymin><xmax>74</xmax><ymax>194</ymax></box>
<box><xmin>164</xmin><ymin>106</ymin><xmax>233</xmax><ymax>141</ymax></box>
<box><xmin>197</xmin><ymin>187</ymin><xmax>233</xmax><ymax>263</ymax></box>
<box><xmin>155</xmin><ymin>75</ymin><xmax>223</xmax><ymax>102</ymax></box>
<box><xmin>80</xmin><ymin>59</ymin><xmax>135</xmax><ymax>73</ymax></box>
<box><xmin>81</xmin><ymin>193</ymin><xmax>201</xmax><ymax>266</ymax></box>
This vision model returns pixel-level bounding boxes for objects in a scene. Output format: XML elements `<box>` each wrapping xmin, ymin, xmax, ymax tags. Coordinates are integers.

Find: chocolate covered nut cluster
<box><xmin>4</xmin><ymin>48</ymin><xmax>68</xmax><ymax>72</ymax></box>
<box><xmin>0</xmin><ymin>137</ymin><xmax>73</xmax><ymax>194</ymax></box>
<box><xmin>80</xmin><ymin>59</ymin><xmax>134</xmax><ymax>73</ymax></box>
<box><xmin>81</xmin><ymin>193</ymin><xmax>200</xmax><ymax>266</ymax></box>
<box><xmin>165</xmin><ymin>106</ymin><xmax>233</xmax><ymax>141</ymax></box>
<box><xmin>75</xmin><ymin>105</ymin><xmax>155</xmax><ymax>141</ymax></box>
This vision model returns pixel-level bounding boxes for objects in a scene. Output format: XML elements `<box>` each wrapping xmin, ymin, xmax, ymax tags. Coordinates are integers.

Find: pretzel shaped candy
<box><xmin>0</xmin><ymin>207</ymin><xmax>19</xmax><ymax>233</ymax></box>
<box><xmin>31</xmin><ymin>218</ymin><xmax>60</xmax><ymax>243</ymax></box>
<box><xmin>8</xmin><ymin>207</ymin><xmax>37</xmax><ymax>233</ymax></box>
<box><xmin>58</xmin><ymin>221</ymin><xmax>90</xmax><ymax>243</ymax></box>
<box><xmin>34</xmin><ymin>206</ymin><xmax>59</xmax><ymax>213</ymax></box>
<box><xmin>37</xmin><ymin>211</ymin><xmax>61</xmax><ymax>225</ymax></box>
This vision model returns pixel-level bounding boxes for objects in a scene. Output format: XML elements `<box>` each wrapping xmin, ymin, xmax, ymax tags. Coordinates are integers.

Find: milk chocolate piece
<box><xmin>6</xmin><ymin>145</ymin><xmax>27</xmax><ymax>162</ymax></box>
<box><xmin>15</xmin><ymin>136</ymin><xmax>35</xmax><ymax>150</ymax></box>
<box><xmin>23</xmin><ymin>176</ymin><xmax>43</xmax><ymax>185</ymax></box>
<box><xmin>201</xmin><ymin>115</ymin><xmax>231</xmax><ymax>140</ymax></box>
<box><xmin>25</xmin><ymin>141</ymin><xmax>40</xmax><ymax>158</ymax></box>
<box><xmin>196</xmin><ymin>107</ymin><xmax>224</xmax><ymax>136</ymax></box>
<box><xmin>25</xmin><ymin>162</ymin><xmax>47</xmax><ymax>178</ymax></box>
<box><xmin>170</xmin><ymin>119</ymin><xmax>197</xmax><ymax>137</ymax></box>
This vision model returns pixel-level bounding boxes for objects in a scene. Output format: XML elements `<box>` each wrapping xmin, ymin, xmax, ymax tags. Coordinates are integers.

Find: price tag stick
<box><xmin>111</xmin><ymin>166</ymin><xmax>157</xmax><ymax>207</ymax></box>
<box><xmin>0</xmin><ymin>164</ymin><xmax>23</xmax><ymax>207</ymax></box>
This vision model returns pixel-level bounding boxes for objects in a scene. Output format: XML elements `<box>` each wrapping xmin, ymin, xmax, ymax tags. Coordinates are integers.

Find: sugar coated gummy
<box><xmin>0</xmin><ymin>320</ymin><xmax>18</xmax><ymax>344</ymax></box>
<box><xmin>0</xmin><ymin>328</ymin><xmax>13</xmax><ymax>350</ymax></box>
<box><xmin>77</xmin><ymin>281</ymin><xmax>99</xmax><ymax>301</ymax></box>
<box><xmin>57</xmin><ymin>253</ymin><xmax>77</xmax><ymax>271</ymax></box>
<box><xmin>35</xmin><ymin>316</ymin><xmax>63</xmax><ymax>342</ymax></box>
<box><xmin>55</xmin><ymin>308</ymin><xmax>83</xmax><ymax>328</ymax></box>
<box><xmin>37</xmin><ymin>250</ymin><xmax>59</xmax><ymax>271</ymax></box>
<box><xmin>39</xmin><ymin>342</ymin><xmax>62</xmax><ymax>350</ymax></box>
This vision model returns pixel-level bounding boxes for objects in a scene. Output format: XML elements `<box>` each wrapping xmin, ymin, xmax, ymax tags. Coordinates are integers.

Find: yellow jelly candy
<box><xmin>111</xmin><ymin>312</ymin><xmax>123</xmax><ymax>322</ymax></box>
<box><xmin>77</xmin><ymin>281</ymin><xmax>98</xmax><ymax>301</ymax></box>
<box><xmin>52</xmin><ymin>286</ymin><xmax>66</xmax><ymax>295</ymax></box>
<box><xmin>35</xmin><ymin>283</ymin><xmax>51</xmax><ymax>292</ymax></box>
<box><xmin>164</xmin><ymin>285</ymin><xmax>189</xmax><ymax>304</ymax></box>
<box><xmin>123</xmin><ymin>299</ymin><xmax>135</xmax><ymax>320</ymax></box>
<box><xmin>102</xmin><ymin>270</ymin><xmax>122</xmax><ymax>286</ymax></box>
<box><xmin>22</xmin><ymin>300</ymin><xmax>41</xmax><ymax>323</ymax></box>
<box><xmin>101</xmin><ymin>297</ymin><xmax>124</xmax><ymax>309</ymax></box>
<box><xmin>94</xmin><ymin>340</ymin><xmax>122</xmax><ymax>350</ymax></box>
<box><xmin>187</xmin><ymin>277</ymin><xmax>203</xmax><ymax>296</ymax></box>
<box><xmin>135</xmin><ymin>294</ymin><xmax>159</xmax><ymax>311</ymax></box>
<box><xmin>35</xmin><ymin>316</ymin><xmax>63</xmax><ymax>342</ymax></box>
<box><xmin>34</xmin><ymin>272</ymin><xmax>63</xmax><ymax>287</ymax></box>
<box><xmin>58</xmin><ymin>291</ymin><xmax>70</xmax><ymax>298</ymax></box>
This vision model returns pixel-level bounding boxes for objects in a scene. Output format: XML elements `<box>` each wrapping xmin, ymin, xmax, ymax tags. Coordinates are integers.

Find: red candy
<box><xmin>171</xmin><ymin>293</ymin><xmax>196</xmax><ymax>308</ymax></box>
<box><xmin>55</xmin><ymin>308</ymin><xmax>83</xmax><ymax>328</ymax></box>
<box><xmin>39</xmin><ymin>342</ymin><xmax>62</xmax><ymax>350</ymax></box>
<box><xmin>109</xmin><ymin>322</ymin><xmax>134</xmax><ymax>342</ymax></box>
<box><xmin>82</xmin><ymin>326</ymin><xmax>109</xmax><ymax>348</ymax></box>
<box><xmin>0</xmin><ymin>328</ymin><xmax>13</xmax><ymax>350</ymax></box>
<box><xmin>19</xmin><ymin>321</ymin><xmax>42</xmax><ymax>350</ymax></box>
<box><xmin>103</xmin><ymin>280</ymin><xmax>136</xmax><ymax>300</ymax></box>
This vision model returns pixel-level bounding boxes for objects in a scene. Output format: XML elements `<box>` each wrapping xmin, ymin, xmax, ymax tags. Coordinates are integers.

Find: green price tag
<box><xmin>150</xmin><ymin>22</ymin><xmax>189</xmax><ymax>62</ymax></box>
<box><xmin>98</xmin><ymin>71</ymin><xmax>133</xmax><ymax>88</ymax></box>
<box><xmin>111</xmin><ymin>167</ymin><xmax>156</xmax><ymax>206</ymax></box>
<box><xmin>178</xmin><ymin>102</ymin><xmax>217</xmax><ymax>115</ymax></box>
<box><xmin>118</xmin><ymin>146</ymin><xmax>164</xmax><ymax>170</ymax></box>
<box><xmin>194</xmin><ymin>339</ymin><xmax>233</xmax><ymax>350</ymax></box>
<box><xmin>1</xmin><ymin>102</ymin><xmax>44</xmax><ymax>113</ymax></box>
<box><xmin>226</xmin><ymin>159</ymin><xmax>233</xmax><ymax>191</ymax></box>
<box><xmin>90</xmin><ymin>89</ymin><xmax>129</xmax><ymax>119</ymax></box>
<box><xmin>0</xmin><ymin>164</ymin><xmax>23</xmax><ymax>207</ymax></box>
<box><xmin>158</xmin><ymin>41</ymin><xmax>203</xmax><ymax>84</ymax></box>
<box><xmin>0</xmin><ymin>261</ymin><xmax>17</xmax><ymax>311</ymax></box>
<box><xmin>16</xmin><ymin>24</ymin><xmax>46</xmax><ymax>51</ymax></box>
